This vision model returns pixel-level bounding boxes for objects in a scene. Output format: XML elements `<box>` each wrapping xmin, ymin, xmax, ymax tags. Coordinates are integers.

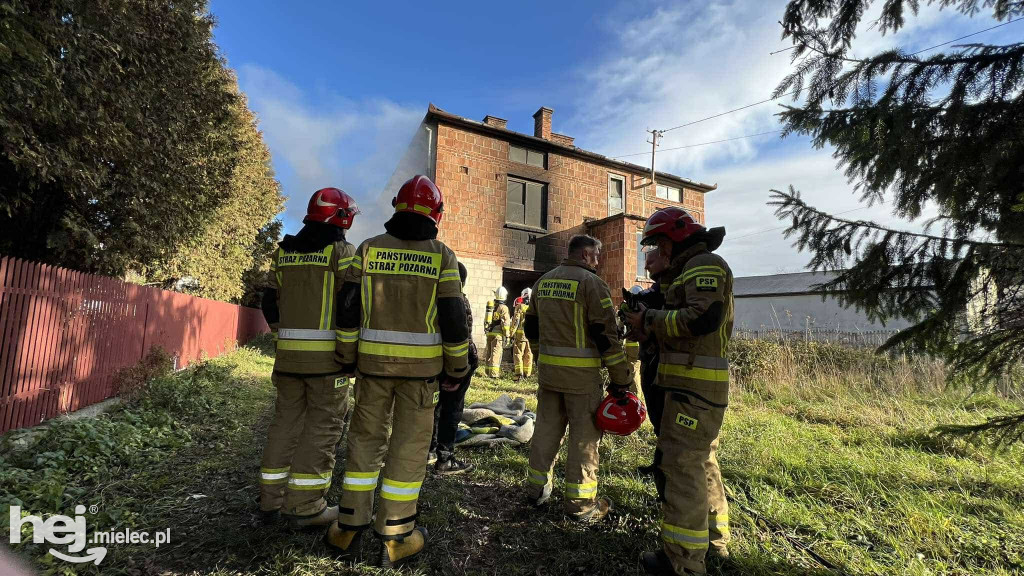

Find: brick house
<box><xmin>386</xmin><ymin>104</ymin><xmax>716</xmax><ymax>348</ymax></box>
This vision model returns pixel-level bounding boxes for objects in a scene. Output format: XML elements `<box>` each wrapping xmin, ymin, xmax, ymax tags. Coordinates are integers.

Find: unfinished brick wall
<box><xmin>434</xmin><ymin>122</ymin><xmax>707</xmax><ymax>270</ymax></box>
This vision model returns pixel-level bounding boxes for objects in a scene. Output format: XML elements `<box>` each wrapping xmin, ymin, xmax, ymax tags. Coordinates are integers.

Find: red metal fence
<box><xmin>0</xmin><ymin>256</ymin><xmax>269</xmax><ymax>434</ymax></box>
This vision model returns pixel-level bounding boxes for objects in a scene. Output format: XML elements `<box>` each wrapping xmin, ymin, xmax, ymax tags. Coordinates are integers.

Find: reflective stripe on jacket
<box><xmin>340</xmin><ymin>233</ymin><xmax>468</xmax><ymax>379</ymax></box>
<box><xmin>527</xmin><ymin>258</ymin><xmax>632</xmax><ymax>393</ymax></box>
<box><xmin>645</xmin><ymin>244</ymin><xmax>734</xmax><ymax>394</ymax></box>
<box><xmin>271</xmin><ymin>241</ymin><xmax>356</xmax><ymax>374</ymax></box>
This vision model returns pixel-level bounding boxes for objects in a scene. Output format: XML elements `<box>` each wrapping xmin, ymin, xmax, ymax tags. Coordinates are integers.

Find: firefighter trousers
<box><xmin>657</xmin><ymin>387</ymin><xmax>729</xmax><ymax>575</ymax></box>
<box><xmin>259</xmin><ymin>371</ymin><xmax>350</xmax><ymax>516</ymax></box>
<box><xmin>526</xmin><ymin>386</ymin><xmax>603</xmax><ymax>516</ymax></box>
<box><xmin>337</xmin><ymin>375</ymin><xmax>439</xmax><ymax>539</ymax></box>
<box><xmin>485</xmin><ymin>335</ymin><xmax>503</xmax><ymax>377</ymax></box>
<box><xmin>512</xmin><ymin>338</ymin><xmax>533</xmax><ymax>377</ymax></box>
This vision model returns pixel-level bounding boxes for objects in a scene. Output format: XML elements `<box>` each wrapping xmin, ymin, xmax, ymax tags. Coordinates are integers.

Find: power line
<box><xmin>909</xmin><ymin>16</ymin><xmax>1021</xmax><ymax>55</ymax></box>
<box><xmin>729</xmin><ymin>206</ymin><xmax>869</xmax><ymax>242</ymax></box>
<box><xmin>658</xmin><ymin>17</ymin><xmax>1023</xmax><ymax>134</ymax></box>
<box><xmin>611</xmin><ymin>129</ymin><xmax>784</xmax><ymax>160</ymax></box>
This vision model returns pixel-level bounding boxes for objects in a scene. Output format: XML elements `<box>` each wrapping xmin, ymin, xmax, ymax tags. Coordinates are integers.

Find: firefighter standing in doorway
<box><xmin>625</xmin><ymin>207</ymin><xmax>733</xmax><ymax>576</ymax></box>
<box><xmin>523</xmin><ymin>234</ymin><xmax>633</xmax><ymax>521</ymax></box>
<box><xmin>484</xmin><ymin>287</ymin><xmax>510</xmax><ymax>377</ymax></box>
<box><xmin>258</xmin><ymin>187</ymin><xmax>358</xmax><ymax>529</ymax></box>
<box><xmin>324</xmin><ymin>175</ymin><xmax>470</xmax><ymax>567</ymax></box>
<box><xmin>511</xmin><ymin>288</ymin><xmax>533</xmax><ymax>381</ymax></box>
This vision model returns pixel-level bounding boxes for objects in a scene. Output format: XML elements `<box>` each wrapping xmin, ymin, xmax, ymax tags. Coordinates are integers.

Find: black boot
<box><xmin>435</xmin><ymin>454</ymin><xmax>474</xmax><ymax>475</ymax></box>
<box><xmin>641</xmin><ymin>550</ymin><xmax>677</xmax><ymax>575</ymax></box>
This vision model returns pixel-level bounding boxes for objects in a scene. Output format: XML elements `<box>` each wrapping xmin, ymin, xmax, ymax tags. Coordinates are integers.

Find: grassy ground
<box><xmin>2</xmin><ymin>338</ymin><xmax>1023</xmax><ymax>576</ymax></box>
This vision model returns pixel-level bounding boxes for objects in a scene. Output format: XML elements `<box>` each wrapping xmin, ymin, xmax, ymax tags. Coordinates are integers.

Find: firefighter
<box><xmin>258</xmin><ymin>187</ymin><xmax>359</xmax><ymax>528</ymax></box>
<box><xmin>324</xmin><ymin>175</ymin><xmax>470</xmax><ymax>567</ymax></box>
<box><xmin>523</xmin><ymin>234</ymin><xmax>633</xmax><ymax>521</ymax></box>
<box><xmin>511</xmin><ymin>288</ymin><xmax>533</xmax><ymax>381</ymax></box>
<box><xmin>484</xmin><ymin>287</ymin><xmax>511</xmax><ymax>377</ymax></box>
<box><xmin>637</xmin><ymin>247</ymin><xmax>670</xmax><ymax>476</ymax></box>
<box><xmin>624</xmin><ymin>207</ymin><xmax>733</xmax><ymax>575</ymax></box>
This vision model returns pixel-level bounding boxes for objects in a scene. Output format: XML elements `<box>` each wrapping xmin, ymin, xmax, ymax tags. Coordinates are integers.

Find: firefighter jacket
<box><xmin>269</xmin><ymin>239</ymin><xmax>356</xmax><ymax>374</ymax></box>
<box><xmin>511</xmin><ymin>302</ymin><xmax>530</xmax><ymax>342</ymax></box>
<box><xmin>487</xmin><ymin>302</ymin><xmax>511</xmax><ymax>339</ymax></box>
<box><xmin>525</xmin><ymin>257</ymin><xmax>632</xmax><ymax>393</ymax></box>
<box><xmin>643</xmin><ymin>243</ymin><xmax>734</xmax><ymax>394</ymax></box>
<box><xmin>336</xmin><ymin>233</ymin><xmax>470</xmax><ymax>380</ymax></box>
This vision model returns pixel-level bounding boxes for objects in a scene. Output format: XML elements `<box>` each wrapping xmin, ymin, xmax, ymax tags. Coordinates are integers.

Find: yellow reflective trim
<box><xmin>662</xmin><ymin>522</ymin><xmax>710</xmax><ymax>538</ymax></box>
<box><xmin>396</xmin><ymin>203</ymin><xmax>433</xmax><ymax>215</ymax></box>
<box><xmin>288</xmin><ymin>479</ymin><xmax>331</xmax><ymax>487</ymax></box>
<box><xmin>600</xmin><ymin>297</ymin><xmax>613</xmax><ymax>309</ymax></box>
<box><xmin>603</xmin><ymin>352</ymin><xmax>626</xmax><ymax>366</ymax></box>
<box><xmin>319</xmin><ymin>271</ymin><xmax>331</xmax><ymax>330</ymax></box>
<box><xmin>277</xmin><ymin>340</ymin><xmax>336</xmax><ymax>352</ymax></box>
<box><xmin>673</xmin><ymin>266</ymin><xmax>726</xmax><ymax>288</ymax></box>
<box><xmin>336</xmin><ymin>329</ymin><xmax>358</xmax><ymax>343</ymax></box>
<box><xmin>665</xmin><ymin>310</ymin><xmax>679</xmax><ymax>338</ymax></box>
<box><xmin>291</xmin><ymin>471</ymin><xmax>332</xmax><ymax>479</ymax></box>
<box><xmin>538</xmin><ymin>354</ymin><xmax>602</xmax><ymax>368</ymax></box>
<box><xmin>362</xmin><ymin>276</ymin><xmax>372</xmax><ymax>328</ymax></box>
<box><xmin>347</xmin><ymin>471</ymin><xmax>380</xmax><ymax>479</ymax></box>
<box><xmin>382</xmin><ymin>479</ymin><xmax>422</xmax><ymax>489</ymax></box>
<box><xmin>443</xmin><ymin>342</ymin><xmax>469</xmax><ymax>357</ymax></box>
<box><xmin>260</xmin><ymin>466</ymin><xmax>290</xmax><ymax>474</ymax></box>
<box><xmin>624</xmin><ymin>341</ymin><xmax>640</xmax><ymax>348</ymax></box>
<box><xmin>351</xmin><ymin>256</ymin><xmax>363</xmax><ymax>270</ymax></box>
<box><xmin>380</xmin><ymin>492</ymin><xmax>418</xmax><ymax>501</ymax></box>
<box><xmin>343</xmin><ymin>483</ymin><xmax>376</xmax><ymax>491</ymax></box>
<box><xmin>358</xmin><ymin>341</ymin><xmax>443</xmax><ymax>359</ymax></box>
<box><xmin>658</xmin><ymin>363</ymin><xmax>730</xmax><ymax>382</ymax></box>
<box><xmin>426</xmin><ymin>284</ymin><xmax>437</xmax><ymax>333</ymax></box>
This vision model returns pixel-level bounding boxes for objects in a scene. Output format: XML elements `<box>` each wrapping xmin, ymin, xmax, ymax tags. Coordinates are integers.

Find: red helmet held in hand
<box><xmin>392</xmin><ymin>175</ymin><xmax>444</xmax><ymax>225</ymax></box>
<box><xmin>305</xmin><ymin>187</ymin><xmax>359</xmax><ymax>229</ymax></box>
<box><xmin>641</xmin><ymin>206</ymin><xmax>704</xmax><ymax>246</ymax></box>
<box><xmin>596</xmin><ymin>392</ymin><xmax>647</xmax><ymax>436</ymax></box>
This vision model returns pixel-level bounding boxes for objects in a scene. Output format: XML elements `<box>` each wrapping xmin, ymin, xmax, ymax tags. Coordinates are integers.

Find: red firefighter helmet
<box><xmin>596</xmin><ymin>392</ymin><xmax>647</xmax><ymax>436</ymax></box>
<box><xmin>641</xmin><ymin>206</ymin><xmax>704</xmax><ymax>246</ymax></box>
<box><xmin>305</xmin><ymin>187</ymin><xmax>359</xmax><ymax>229</ymax></box>
<box><xmin>392</xmin><ymin>175</ymin><xmax>444</xmax><ymax>224</ymax></box>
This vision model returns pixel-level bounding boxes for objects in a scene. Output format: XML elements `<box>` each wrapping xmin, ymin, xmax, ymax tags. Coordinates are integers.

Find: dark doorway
<box><xmin>502</xmin><ymin>268</ymin><xmax>542</xmax><ymax>307</ymax></box>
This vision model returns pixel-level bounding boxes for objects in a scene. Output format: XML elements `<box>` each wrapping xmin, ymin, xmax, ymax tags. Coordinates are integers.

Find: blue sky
<box><xmin>209</xmin><ymin>0</ymin><xmax>1019</xmax><ymax>275</ymax></box>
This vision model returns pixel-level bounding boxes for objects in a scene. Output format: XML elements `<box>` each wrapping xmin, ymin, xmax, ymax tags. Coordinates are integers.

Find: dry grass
<box><xmin>3</xmin><ymin>337</ymin><xmax>1023</xmax><ymax>576</ymax></box>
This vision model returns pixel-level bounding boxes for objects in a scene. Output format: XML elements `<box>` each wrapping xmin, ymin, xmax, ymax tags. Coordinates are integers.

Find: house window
<box><xmin>608</xmin><ymin>174</ymin><xmax>625</xmax><ymax>215</ymax></box>
<box><xmin>637</xmin><ymin>232</ymin><xmax>649</xmax><ymax>279</ymax></box>
<box><xmin>510</xmin><ymin>145</ymin><xmax>546</xmax><ymax>169</ymax></box>
<box><xmin>506</xmin><ymin>177</ymin><xmax>547</xmax><ymax>230</ymax></box>
<box><xmin>656</xmin><ymin>184</ymin><xmax>682</xmax><ymax>202</ymax></box>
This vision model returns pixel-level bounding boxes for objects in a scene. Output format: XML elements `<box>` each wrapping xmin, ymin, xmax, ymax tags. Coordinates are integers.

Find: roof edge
<box><xmin>426</xmin><ymin>103</ymin><xmax>717</xmax><ymax>193</ymax></box>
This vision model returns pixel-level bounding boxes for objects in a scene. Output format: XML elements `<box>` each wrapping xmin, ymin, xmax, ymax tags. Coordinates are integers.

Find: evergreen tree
<box><xmin>154</xmin><ymin>78</ymin><xmax>283</xmax><ymax>302</ymax></box>
<box><xmin>770</xmin><ymin>0</ymin><xmax>1024</xmax><ymax>445</ymax></box>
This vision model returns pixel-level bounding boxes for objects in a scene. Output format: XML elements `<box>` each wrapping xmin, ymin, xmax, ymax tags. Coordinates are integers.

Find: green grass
<box><xmin>2</xmin><ymin>339</ymin><xmax>1023</xmax><ymax>576</ymax></box>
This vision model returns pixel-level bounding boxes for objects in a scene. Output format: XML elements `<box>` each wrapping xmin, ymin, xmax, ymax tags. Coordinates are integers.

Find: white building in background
<box><xmin>733</xmin><ymin>271</ymin><xmax>916</xmax><ymax>333</ymax></box>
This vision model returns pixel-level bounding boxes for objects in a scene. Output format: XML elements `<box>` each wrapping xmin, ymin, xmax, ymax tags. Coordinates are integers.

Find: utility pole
<box><xmin>644</xmin><ymin>129</ymin><xmax>662</xmax><ymax>218</ymax></box>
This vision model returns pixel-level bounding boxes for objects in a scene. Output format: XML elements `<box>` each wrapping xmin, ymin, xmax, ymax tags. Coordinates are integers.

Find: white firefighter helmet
<box><xmin>521</xmin><ymin>287</ymin><xmax>532</xmax><ymax>299</ymax></box>
<box><xmin>496</xmin><ymin>286</ymin><xmax>509</xmax><ymax>301</ymax></box>
<box><xmin>630</xmin><ymin>285</ymin><xmax>643</xmax><ymax>294</ymax></box>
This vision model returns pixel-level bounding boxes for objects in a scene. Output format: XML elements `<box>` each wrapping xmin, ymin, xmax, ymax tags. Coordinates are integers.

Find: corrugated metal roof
<box><xmin>734</xmin><ymin>271</ymin><xmax>843</xmax><ymax>296</ymax></box>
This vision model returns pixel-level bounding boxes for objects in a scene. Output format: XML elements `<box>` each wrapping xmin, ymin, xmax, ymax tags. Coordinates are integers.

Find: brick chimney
<box><xmin>533</xmin><ymin>107</ymin><xmax>553</xmax><ymax>140</ymax></box>
<box><xmin>551</xmin><ymin>133</ymin><xmax>574</xmax><ymax>147</ymax></box>
<box><xmin>483</xmin><ymin>115</ymin><xmax>507</xmax><ymax>129</ymax></box>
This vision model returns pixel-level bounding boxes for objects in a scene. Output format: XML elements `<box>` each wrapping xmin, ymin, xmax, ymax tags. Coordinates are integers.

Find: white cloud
<box><xmin>238</xmin><ymin>65</ymin><xmax>424</xmax><ymax>245</ymax></box>
<box><xmin>567</xmin><ymin>0</ymin><xmax>971</xmax><ymax>276</ymax></box>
